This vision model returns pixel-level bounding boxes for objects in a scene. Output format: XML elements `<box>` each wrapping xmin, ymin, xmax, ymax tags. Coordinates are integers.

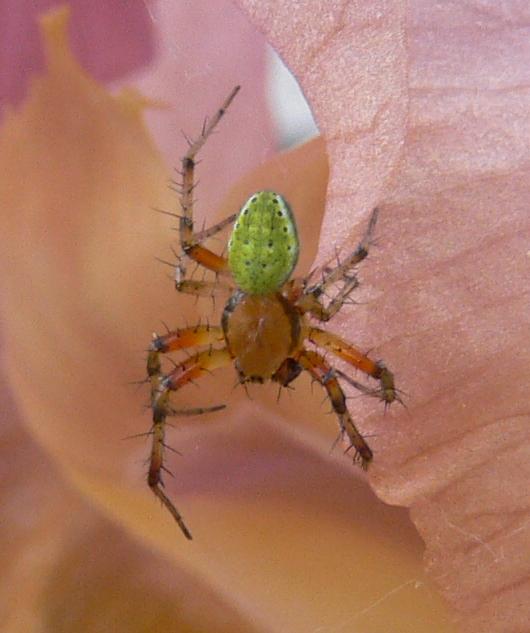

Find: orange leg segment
<box><xmin>149</xmin><ymin>325</ymin><xmax>225</xmax><ymax>357</ymax></box>
<box><xmin>181</xmin><ymin>245</ymin><xmax>229</xmax><ymax>275</ymax></box>
<box><xmin>146</xmin><ymin>326</ymin><xmax>232</xmax><ymax>539</ymax></box>
<box><xmin>298</xmin><ymin>350</ymin><xmax>373</xmax><ymax>468</ymax></box>
<box><xmin>306</xmin><ymin>327</ymin><xmax>396</xmax><ymax>404</ymax></box>
<box><xmin>160</xmin><ymin>348</ymin><xmax>232</xmax><ymax>391</ymax></box>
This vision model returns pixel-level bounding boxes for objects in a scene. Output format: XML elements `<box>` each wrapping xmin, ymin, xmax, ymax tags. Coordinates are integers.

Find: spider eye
<box><xmin>228</xmin><ymin>191</ymin><xmax>299</xmax><ymax>294</ymax></box>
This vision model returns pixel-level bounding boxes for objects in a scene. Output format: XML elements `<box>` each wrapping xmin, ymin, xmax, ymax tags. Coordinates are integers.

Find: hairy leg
<box><xmin>146</xmin><ymin>327</ymin><xmax>231</xmax><ymax>538</ymax></box>
<box><xmin>178</xmin><ymin>86</ymin><xmax>240</xmax><ymax>277</ymax></box>
<box><xmin>304</xmin><ymin>326</ymin><xmax>396</xmax><ymax>405</ymax></box>
<box><xmin>296</xmin><ymin>208</ymin><xmax>378</xmax><ymax>320</ymax></box>
<box><xmin>298</xmin><ymin>349</ymin><xmax>373</xmax><ymax>468</ymax></box>
<box><xmin>174</xmin><ymin>278</ymin><xmax>235</xmax><ymax>298</ymax></box>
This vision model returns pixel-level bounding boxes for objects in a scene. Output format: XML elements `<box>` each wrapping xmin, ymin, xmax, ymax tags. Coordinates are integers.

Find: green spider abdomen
<box><xmin>228</xmin><ymin>191</ymin><xmax>299</xmax><ymax>294</ymax></box>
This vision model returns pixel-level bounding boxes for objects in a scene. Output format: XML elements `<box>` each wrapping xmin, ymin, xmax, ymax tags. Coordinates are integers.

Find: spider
<box><xmin>146</xmin><ymin>86</ymin><xmax>397</xmax><ymax>539</ymax></box>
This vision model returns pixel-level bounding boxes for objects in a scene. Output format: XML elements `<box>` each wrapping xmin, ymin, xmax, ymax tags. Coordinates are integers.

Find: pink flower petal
<box><xmin>0</xmin><ymin>0</ymin><xmax>154</xmax><ymax>110</ymax></box>
<box><xmin>237</xmin><ymin>1</ymin><xmax>530</xmax><ymax>630</ymax></box>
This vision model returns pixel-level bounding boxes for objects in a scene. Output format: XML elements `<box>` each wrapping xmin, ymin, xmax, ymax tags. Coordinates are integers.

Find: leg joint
<box><xmin>147</xmin><ymin>350</ymin><xmax>161</xmax><ymax>376</ymax></box>
<box><xmin>182</xmin><ymin>156</ymin><xmax>195</xmax><ymax>170</ymax></box>
<box><xmin>147</xmin><ymin>469</ymin><xmax>160</xmax><ymax>487</ymax></box>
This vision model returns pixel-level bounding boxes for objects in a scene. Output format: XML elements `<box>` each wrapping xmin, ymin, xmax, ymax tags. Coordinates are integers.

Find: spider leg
<box><xmin>297</xmin><ymin>208</ymin><xmax>378</xmax><ymax>321</ymax></box>
<box><xmin>146</xmin><ymin>326</ymin><xmax>230</xmax><ymax>539</ymax></box>
<box><xmin>174</xmin><ymin>279</ymin><xmax>234</xmax><ymax>298</ymax></box>
<box><xmin>297</xmin><ymin>350</ymin><xmax>373</xmax><ymax>468</ymax></box>
<box><xmin>305</xmin><ymin>327</ymin><xmax>396</xmax><ymax>405</ymax></box>
<box><xmin>272</xmin><ymin>357</ymin><xmax>303</xmax><ymax>387</ymax></box>
<box><xmin>148</xmin><ymin>325</ymin><xmax>225</xmax><ymax>361</ymax></box>
<box><xmin>193</xmin><ymin>213</ymin><xmax>238</xmax><ymax>244</ymax></box>
<box><xmin>178</xmin><ymin>86</ymin><xmax>240</xmax><ymax>277</ymax></box>
<box><xmin>147</xmin><ymin>324</ymin><xmax>227</xmax><ymax>414</ymax></box>
<box><xmin>300</xmin><ymin>275</ymin><xmax>360</xmax><ymax>322</ymax></box>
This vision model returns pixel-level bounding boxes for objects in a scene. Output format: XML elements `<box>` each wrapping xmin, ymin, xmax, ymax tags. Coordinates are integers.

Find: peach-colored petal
<box><xmin>0</xmin><ymin>397</ymin><xmax>264</xmax><ymax>632</ymax></box>
<box><xmin>0</xmin><ymin>6</ymin><xmax>456</xmax><ymax>633</ymax></box>
<box><xmin>237</xmin><ymin>1</ymin><xmax>530</xmax><ymax>631</ymax></box>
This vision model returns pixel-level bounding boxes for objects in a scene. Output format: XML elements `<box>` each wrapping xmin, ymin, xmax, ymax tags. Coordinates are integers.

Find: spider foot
<box><xmin>148</xmin><ymin>475</ymin><xmax>192</xmax><ymax>540</ymax></box>
<box><xmin>344</xmin><ymin>439</ymin><xmax>373</xmax><ymax>470</ymax></box>
<box><xmin>375</xmin><ymin>362</ymin><xmax>399</xmax><ymax>406</ymax></box>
